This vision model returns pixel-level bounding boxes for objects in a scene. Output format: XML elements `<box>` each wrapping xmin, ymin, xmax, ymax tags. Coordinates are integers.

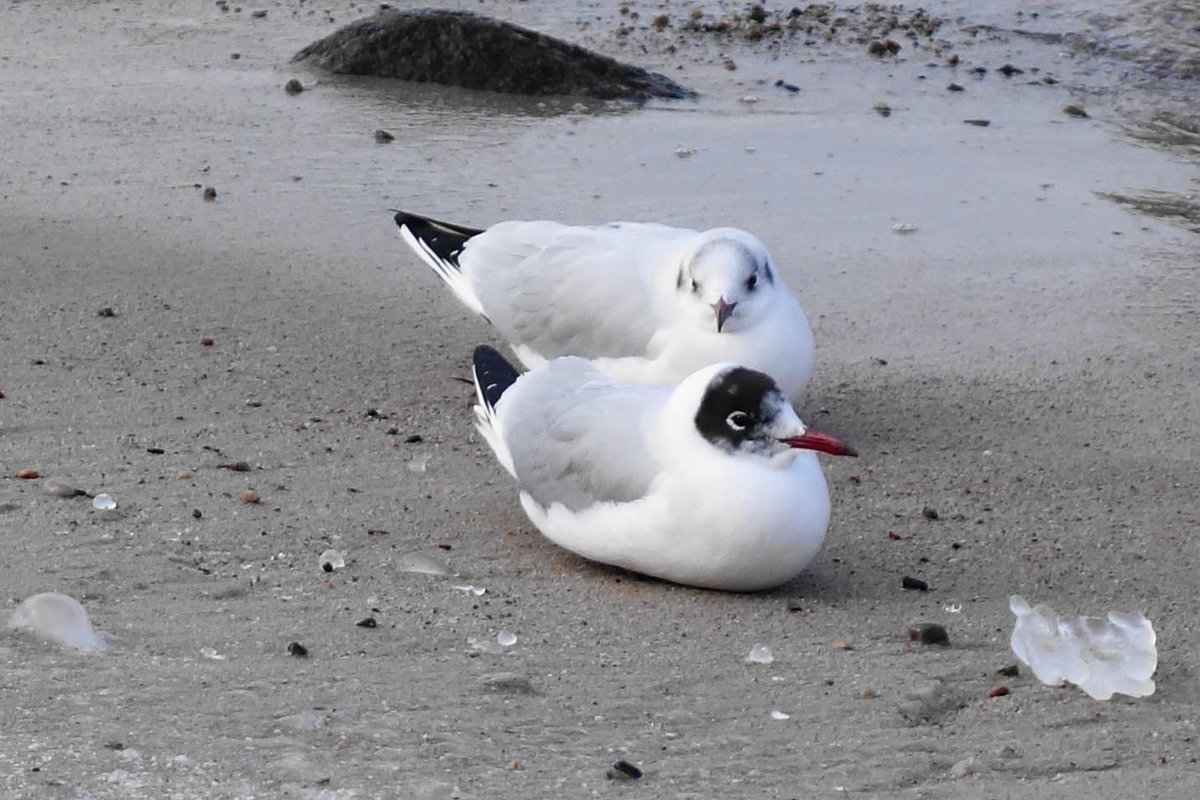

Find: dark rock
<box><xmin>97</xmin><ymin>307</ymin><xmax>116</xmax><ymax>317</ymax></box>
<box><xmin>908</xmin><ymin>622</ymin><xmax>950</xmax><ymax>645</ymax></box>
<box><xmin>922</xmin><ymin>506</ymin><xmax>940</xmax><ymax>520</ymax></box>
<box><xmin>606</xmin><ymin>760</ymin><xmax>642</xmax><ymax>780</ymax></box>
<box><xmin>1063</xmin><ymin>104</ymin><xmax>1089</xmax><ymax>118</ymax></box>
<box><xmin>963</xmin><ymin>118</ymin><xmax>991</xmax><ymax>127</ymax></box>
<box><xmin>288</xmin><ymin>641</ymin><xmax>309</xmax><ymax>657</ymax></box>
<box><xmin>356</xmin><ymin>616</ymin><xmax>378</xmax><ymax>628</ymax></box>
<box><xmin>293</xmin><ymin>9</ymin><xmax>695</xmax><ymax>101</ymax></box>
<box><xmin>374</xmin><ymin>129</ymin><xmax>395</xmax><ymax>143</ymax></box>
<box><xmin>481</xmin><ymin>672</ymin><xmax>535</xmax><ymax>694</ymax></box>
<box><xmin>902</xmin><ymin>576</ymin><xmax>929</xmax><ymax>591</ymax></box>
<box><xmin>998</xmin><ymin>63</ymin><xmax>1024</xmax><ymax>77</ymax></box>
<box><xmin>947</xmin><ymin>82</ymin><xmax>964</xmax><ymax>92</ymax></box>
<box><xmin>997</xmin><ymin>663</ymin><xmax>1020</xmax><ymax>677</ymax></box>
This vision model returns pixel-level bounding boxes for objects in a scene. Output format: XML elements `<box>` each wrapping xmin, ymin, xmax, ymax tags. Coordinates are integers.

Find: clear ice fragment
<box><xmin>9</xmin><ymin>593</ymin><xmax>107</xmax><ymax>652</ymax></box>
<box><xmin>892</xmin><ymin>223</ymin><xmax>919</xmax><ymax>234</ymax></box>
<box><xmin>318</xmin><ymin>549</ymin><xmax>345</xmax><ymax>572</ymax></box>
<box><xmin>1009</xmin><ymin>594</ymin><xmax>1157</xmax><ymax>700</ymax></box>
<box><xmin>497</xmin><ymin>631</ymin><xmax>517</xmax><ymax>647</ymax></box>
<box><xmin>770</xmin><ymin>709</ymin><xmax>790</xmax><ymax>720</ymax></box>
<box><xmin>92</xmin><ymin>493</ymin><xmax>117</xmax><ymax>511</ymax></box>
<box><xmin>467</xmin><ymin>636</ymin><xmax>505</xmax><ymax>655</ymax></box>
<box><xmin>397</xmin><ymin>552</ymin><xmax>451</xmax><ymax>576</ymax></box>
<box><xmin>406</xmin><ymin>454</ymin><xmax>428</xmax><ymax>473</ymax></box>
<box><xmin>746</xmin><ymin>644</ymin><xmax>774</xmax><ymax>664</ymax></box>
<box><xmin>453</xmin><ymin>585</ymin><xmax>487</xmax><ymax>596</ymax></box>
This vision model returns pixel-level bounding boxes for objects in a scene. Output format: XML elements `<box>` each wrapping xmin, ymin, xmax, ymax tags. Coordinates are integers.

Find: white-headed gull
<box><xmin>470</xmin><ymin>345</ymin><xmax>855</xmax><ymax>591</ymax></box>
<box><xmin>396</xmin><ymin>211</ymin><xmax>815</xmax><ymax>402</ymax></box>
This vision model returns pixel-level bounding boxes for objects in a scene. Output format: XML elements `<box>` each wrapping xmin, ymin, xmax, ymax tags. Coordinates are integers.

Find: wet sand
<box><xmin>2</xmin><ymin>1</ymin><xmax>1198</xmax><ymax>797</ymax></box>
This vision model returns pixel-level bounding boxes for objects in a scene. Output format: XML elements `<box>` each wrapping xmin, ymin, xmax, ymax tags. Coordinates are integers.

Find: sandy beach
<box><xmin>2</xmin><ymin>1</ymin><xmax>1198</xmax><ymax>797</ymax></box>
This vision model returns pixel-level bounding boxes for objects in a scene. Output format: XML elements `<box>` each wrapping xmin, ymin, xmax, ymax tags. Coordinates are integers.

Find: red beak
<box><xmin>714</xmin><ymin>297</ymin><xmax>737</xmax><ymax>332</ymax></box>
<box><xmin>780</xmin><ymin>429</ymin><xmax>858</xmax><ymax>457</ymax></box>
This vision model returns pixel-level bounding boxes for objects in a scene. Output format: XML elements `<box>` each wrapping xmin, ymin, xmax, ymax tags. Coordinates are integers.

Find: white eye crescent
<box><xmin>726</xmin><ymin>411</ymin><xmax>750</xmax><ymax>431</ymax></box>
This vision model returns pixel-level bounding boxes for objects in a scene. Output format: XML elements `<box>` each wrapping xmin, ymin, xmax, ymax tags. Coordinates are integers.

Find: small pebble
<box><xmin>146</xmin><ymin>447</ymin><xmax>165</xmax><ymax>455</ymax></box>
<box><xmin>963</xmin><ymin>118</ymin><xmax>991</xmax><ymax>127</ymax></box>
<box><xmin>374</xmin><ymin>129</ymin><xmax>395</xmax><ymax>143</ymax></box>
<box><xmin>922</xmin><ymin>506</ymin><xmax>940</xmax><ymax>520</ymax></box>
<box><xmin>988</xmin><ymin>685</ymin><xmax>1010</xmax><ymax>698</ymax></box>
<box><xmin>861</xmin><ymin>688</ymin><xmax>878</xmax><ymax>699</ymax></box>
<box><xmin>284</xmin><ymin>78</ymin><xmax>304</xmax><ymax>95</ymax></box>
<box><xmin>97</xmin><ymin>307</ymin><xmax>116</xmax><ymax>317</ymax></box>
<box><xmin>774</xmin><ymin>79</ymin><xmax>800</xmax><ymax>93</ymax></box>
<box><xmin>178</xmin><ymin>470</ymin><xmax>194</xmax><ymax>479</ymax></box>
<box><xmin>947</xmin><ymin>82</ymin><xmax>965</xmax><ymax>92</ymax></box>
<box><xmin>250</xmin><ymin>8</ymin><xmax>266</xmax><ymax>17</ymax></box>
<box><xmin>356</xmin><ymin>617</ymin><xmax>377</xmax><ymax>628</ymax></box>
<box><xmin>219</xmin><ymin>461</ymin><xmax>251</xmax><ymax>472</ymax></box>
<box><xmin>287</xmin><ymin>641</ymin><xmax>309</xmax><ymax>657</ymax></box>
<box><xmin>16</xmin><ymin>468</ymin><xmax>39</xmax><ymax>480</ymax></box>
<box><xmin>997</xmin><ymin>664</ymin><xmax>1020</xmax><ymax>677</ymax></box>
<box><xmin>832</xmin><ymin>640</ymin><xmax>854</xmax><ymax>651</ymax></box>
<box><xmin>606</xmin><ymin>760</ymin><xmax>642</xmax><ymax>780</ymax></box>
<box><xmin>202</xmin><ymin>186</ymin><xmax>217</xmax><ymax>201</ymax></box>
<box><xmin>902</xmin><ymin>576</ymin><xmax>929</xmax><ymax>591</ymax></box>
<box><xmin>405</xmin><ymin>434</ymin><xmax>423</xmax><ymax>443</ymax></box>
<box><xmin>997</xmin><ymin>63</ymin><xmax>1024</xmax><ymax>77</ymax></box>
<box><xmin>201</xmin><ymin>337</ymin><xmax>214</xmax><ymax>346</ymax></box>
<box><xmin>192</xmin><ymin>509</ymin><xmax>202</xmax><ymax>519</ymax></box>
<box><xmin>240</xmin><ymin>490</ymin><xmax>261</xmax><ymax>504</ymax></box>
<box><xmin>1063</xmin><ymin>104</ymin><xmax>1089</xmax><ymax>118</ymax></box>
<box><xmin>908</xmin><ymin>622</ymin><xmax>950</xmax><ymax>645</ymax></box>
<box><xmin>873</xmin><ymin>102</ymin><xmax>892</xmax><ymax>117</ymax></box>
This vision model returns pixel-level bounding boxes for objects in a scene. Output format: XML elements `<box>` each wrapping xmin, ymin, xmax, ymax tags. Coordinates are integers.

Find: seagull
<box><xmin>396</xmin><ymin>211</ymin><xmax>815</xmax><ymax>402</ymax></box>
<box><xmin>471</xmin><ymin>345</ymin><xmax>855</xmax><ymax>592</ymax></box>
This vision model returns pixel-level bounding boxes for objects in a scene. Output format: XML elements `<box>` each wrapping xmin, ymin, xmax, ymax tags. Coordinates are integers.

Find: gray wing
<box><xmin>461</xmin><ymin>221</ymin><xmax>697</xmax><ymax>360</ymax></box>
<box><xmin>497</xmin><ymin>357</ymin><xmax>668</xmax><ymax>512</ymax></box>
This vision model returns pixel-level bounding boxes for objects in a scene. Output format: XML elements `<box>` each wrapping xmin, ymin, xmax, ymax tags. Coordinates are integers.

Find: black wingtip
<box><xmin>394</xmin><ymin>210</ymin><xmax>485</xmax><ymax>268</ymax></box>
<box><xmin>472</xmin><ymin>345</ymin><xmax>520</xmax><ymax>410</ymax></box>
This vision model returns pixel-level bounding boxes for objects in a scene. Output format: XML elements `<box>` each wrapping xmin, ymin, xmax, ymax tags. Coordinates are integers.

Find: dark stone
<box><xmin>356</xmin><ymin>616</ymin><xmax>378</xmax><ymax>628</ymax></box>
<box><xmin>908</xmin><ymin>621</ymin><xmax>950</xmax><ymax>645</ymax></box>
<box><xmin>606</xmin><ymin>760</ymin><xmax>642</xmax><ymax>780</ymax></box>
<box><xmin>997</xmin><ymin>663</ymin><xmax>1020</xmax><ymax>677</ymax></box>
<box><xmin>293</xmin><ymin>9</ymin><xmax>696</xmax><ymax>101</ymax></box>
<box><xmin>288</xmin><ymin>641</ymin><xmax>309</xmax><ymax>657</ymax></box>
<box><xmin>902</xmin><ymin>576</ymin><xmax>929</xmax><ymax>591</ymax></box>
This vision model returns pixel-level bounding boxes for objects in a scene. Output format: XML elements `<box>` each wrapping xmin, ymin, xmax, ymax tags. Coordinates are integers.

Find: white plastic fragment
<box><xmin>406</xmin><ymin>454</ymin><xmax>428</xmax><ymax>473</ymax></box>
<box><xmin>497</xmin><ymin>631</ymin><xmax>517</xmax><ymax>647</ymax></box>
<box><xmin>1009</xmin><ymin>595</ymin><xmax>1157</xmax><ymax>700</ymax></box>
<box><xmin>199</xmin><ymin>647</ymin><xmax>226</xmax><ymax>660</ymax></box>
<box><xmin>92</xmin><ymin>493</ymin><xmax>117</xmax><ymax>511</ymax></box>
<box><xmin>467</xmin><ymin>636</ymin><xmax>505</xmax><ymax>655</ymax></box>
<box><xmin>746</xmin><ymin>644</ymin><xmax>775</xmax><ymax>664</ymax></box>
<box><xmin>9</xmin><ymin>593</ymin><xmax>107</xmax><ymax>652</ymax></box>
<box><xmin>318</xmin><ymin>549</ymin><xmax>345</xmax><ymax>572</ymax></box>
<box><xmin>769</xmin><ymin>709</ymin><xmax>790</xmax><ymax>720</ymax></box>
<box><xmin>891</xmin><ymin>223</ymin><xmax>919</xmax><ymax>234</ymax></box>
<box><xmin>453</xmin><ymin>585</ymin><xmax>487</xmax><ymax>596</ymax></box>
<box><xmin>673</xmin><ymin>147</ymin><xmax>697</xmax><ymax>158</ymax></box>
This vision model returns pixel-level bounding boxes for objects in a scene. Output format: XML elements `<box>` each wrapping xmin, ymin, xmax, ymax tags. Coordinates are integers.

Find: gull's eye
<box><xmin>746</xmin><ymin>273</ymin><xmax>758</xmax><ymax>290</ymax></box>
<box><xmin>726</xmin><ymin>411</ymin><xmax>750</xmax><ymax>431</ymax></box>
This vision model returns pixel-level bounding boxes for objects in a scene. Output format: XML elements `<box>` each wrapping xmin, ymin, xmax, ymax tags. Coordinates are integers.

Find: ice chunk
<box><xmin>9</xmin><ymin>593</ymin><xmax>107</xmax><ymax>652</ymax></box>
<box><xmin>496</xmin><ymin>631</ymin><xmax>517</xmax><ymax>647</ymax></box>
<box><xmin>318</xmin><ymin>549</ymin><xmax>345</xmax><ymax>572</ymax></box>
<box><xmin>92</xmin><ymin>493</ymin><xmax>117</xmax><ymax>511</ymax></box>
<box><xmin>746</xmin><ymin>644</ymin><xmax>775</xmax><ymax>664</ymax></box>
<box><xmin>770</xmin><ymin>709</ymin><xmax>790</xmax><ymax>720</ymax></box>
<box><xmin>398</xmin><ymin>552</ymin><xmax>451</xmax><ymax>576</ymax></box>
<box><xmin>1009</xmin><ymin>595</ymin><xmax>1156</xmax><ymax>700</ymax></box>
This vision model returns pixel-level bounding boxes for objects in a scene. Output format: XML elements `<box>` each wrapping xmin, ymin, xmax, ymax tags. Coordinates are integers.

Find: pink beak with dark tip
<box><xmin>780</xmin><ymin>429</ymin><xmax>858</xmax><ymax>457</ymax></box>
<box><xmin>714</xmin><ymin>297</ymin><xmax>737</xmax><ymax>332</ymax></box>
